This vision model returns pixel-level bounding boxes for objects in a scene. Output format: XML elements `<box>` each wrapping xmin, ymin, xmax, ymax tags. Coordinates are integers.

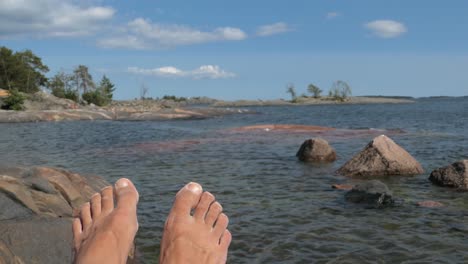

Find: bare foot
<box><xmin>73</xmin><ymin>178</ymin><xmax>139</xmax><ymax>264</ymax></box>
<box><xmin>160</xmin><ymin>182</ymin><xmax>232</xmax><ymax>264</ymax></box>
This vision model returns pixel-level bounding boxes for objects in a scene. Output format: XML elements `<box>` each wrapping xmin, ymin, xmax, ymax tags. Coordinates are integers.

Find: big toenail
<box><xmin>116</xmin><ymin>178</ymin><xmax>129</xmax><ymax>189</ymax></box>
<box><xmin>186</xmin><ymin>182</ymin><xmax>201</xmax><ymax>192</ymax></box>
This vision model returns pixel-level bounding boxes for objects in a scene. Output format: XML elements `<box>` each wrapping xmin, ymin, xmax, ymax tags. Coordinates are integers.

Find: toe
<box><xmin>80</xmin><ymin>202</ymin><xmax>92</xmax><ymax>230</ymax></box>
<box><xmin>213</xmin><ymin>213</ymin><xmax>229</xmax><ymax>238</ymax></box>
<box><xmin>72</xmin><ymin>218</ymin><xmax>83</xmax><ymax>249</ymax></box>
<box><xmin>114</xmin><ymin>178</ymin><xmax>139</xmax><ymax>211</ymax></box>
<box><xmin>193</xmin><ymin>192</ymin><xmax>215</xmax><ymax>221</ymax></box>
<box><xmin>205</xmin><ymin>201</ymin><xmax>222</xmax><ymax>227</ymax></box>
<box><xmin>101</xmin><ymin>186</ymin><xmax>114</xmax><ymax>214</ymax></box>
<box><xmin>171</xmin><ymin>182</ymin><xmax>203</xmax><ymax>215</ymax></box>
<box><xmin>90</xmin><ymin>193</ymin><xmax>102</xmax><ymax>218</ymax></box>
<box><xmin>219</xmin><ymin>229</ymin><xmax>232</xmax><ymax>249</ymax></box>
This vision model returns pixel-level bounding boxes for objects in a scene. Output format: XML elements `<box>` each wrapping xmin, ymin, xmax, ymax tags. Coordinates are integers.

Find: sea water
<box><xmin>0</xmin><ymin>97</ymin><xmax>467</xmax><ymax>263</ymax></box>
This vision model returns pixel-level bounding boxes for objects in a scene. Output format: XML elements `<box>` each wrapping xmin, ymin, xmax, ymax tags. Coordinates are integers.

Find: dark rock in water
<box><xmin>337</xmin><ymin>135</ymin><xmax>424</xmax><ymax>177</ymax></box>
<box><xmin>296</xmin><ymin>138</ymin><xmax>337</xmax><ymax>162</ymax></box>
<box><xmin>429</xmin><ymin>160</ymin><xmax>468</xmax><ymax>190</ymax></box>
<box><xmin>331</xmin><ymin>184</ymin><xmax>353</xmax><ymax>190</ymax></box>
<box><xmin>345</xmin><ymin>180</ymin><xmax>395</xmax><ymax>208</ymax></box>
<box><xmin>0</xmin><ymin>166</ymin><xmax>136</xmax><ymax>263</ymax></box>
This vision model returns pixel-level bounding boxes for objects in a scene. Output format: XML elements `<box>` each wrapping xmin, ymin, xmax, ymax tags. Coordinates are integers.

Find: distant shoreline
<box><xmin>212</xmin><ymin>96</ymin><xmax>415</xmax><ymax>107</ymax></box>
<box><xmin>2</xmin><ymin>92</ymin><xmax>465</xmax><ymax>123</ymax></box>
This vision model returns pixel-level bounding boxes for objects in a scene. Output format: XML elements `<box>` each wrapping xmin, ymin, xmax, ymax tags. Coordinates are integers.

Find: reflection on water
<box><xmin>0</xmin><ymin>98</ymin><xmax>467</xmax><ymax>263</ymax></box>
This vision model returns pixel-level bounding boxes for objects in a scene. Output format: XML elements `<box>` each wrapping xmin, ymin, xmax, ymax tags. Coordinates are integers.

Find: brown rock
<box><xmin>337</xmin><ymin>135</ymin><xmax>424</xmax><ymax>177</ymax></box>
<box><xmin>428</xmin><ymin>160</ymin><xmax>468</xmax><ymax>190</ymax></box>
<box><xmin>296</xmin><ymin>138</ymin><xmax>337</xmax><ymax>162</ymax></box>
<box><xmin>417</xmin><ymin>201</ymin><xmax>444</xmax><ymax>208</ymax></box>
<box><xmin>331</xmin><ymin>184</ymin><xmax>353</xmax><ymax>190</ymax></box>
<box><xmin>0</xmin><ymin>166</ymin><xmax>136</xmax><ymax>263</ymax></box>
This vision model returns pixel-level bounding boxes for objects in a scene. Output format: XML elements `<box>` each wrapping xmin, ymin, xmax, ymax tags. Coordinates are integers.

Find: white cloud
<box><xmin>0</xmin><ymin>0</ymin><xmax>115</xmax><ymax>38</ymax></box>
<box><xmin>256</xmin><ymin>22</ymin><xmax>291</xmax><ymax>37</ymax></box>
<box><xmin>98</xmin><ymin>18</ymin><xmax>247</xmax><ymax>49</ymax></box>
<box><xmin>364</xmin><ymin>20</ymin><xmax>407</xmax><ymax>38</ymax></box>
<box><xmin>127</xmin><ymin>65</ymin><xmax>236</xmax><ymax>79</ymax></box>
<box><xmin>326</xmin><ymin>12</ymin><xmax>340</xmax><ymax>19</ymax></box>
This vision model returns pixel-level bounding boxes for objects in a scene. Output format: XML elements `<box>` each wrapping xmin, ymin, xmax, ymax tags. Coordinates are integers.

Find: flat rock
<box><xmin>0</xmin><ymin>166</ymin><xmax>136</xmax><ymax>263</ymax></box>
<box><xmin>345</xmin><ymin>180</ymin><xmax>395</xmax><ymax>208</ymax></box>
<box><xmin>337</xmin><ymin>135</ymin><xmax>424</xmax><ymax>177</ymax></box>
<box><xmin>296</xmin><ymin>138</ymin><xmax>337</xmax><ymax>162</ymax></box>
<box><xmin>428</xmin><ymin>160</ymin><xmax>468</xmax><ymax>190</ymax></box>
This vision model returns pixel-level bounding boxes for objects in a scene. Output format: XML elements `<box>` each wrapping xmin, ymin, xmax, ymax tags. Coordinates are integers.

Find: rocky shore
<box><xmin>0</xmin><ymin>92</ymin><xmax>415</xmax><ymax>123</ymax></box>
<box><xmin>0</xmin><ymin>92</ymin><xmax>250</xmax><ymax>123</ymax></box>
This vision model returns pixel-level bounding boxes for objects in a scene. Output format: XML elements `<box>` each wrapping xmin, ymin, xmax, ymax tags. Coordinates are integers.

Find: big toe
<box><xmin>115</xmin><ymin>178</ymin><xmax>139</xmax><ymax>211</ymax></box>
<box><xmin>172</xmin><ymin>182</ymin><xmax>203</xmax><ymax>215</ymax></box>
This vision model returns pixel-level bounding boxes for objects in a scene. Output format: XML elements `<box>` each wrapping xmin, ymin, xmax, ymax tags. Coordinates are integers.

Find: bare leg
<box><xmin>73</xmin><ymin>178</ymin><xmax>139</xmax><ymax>264</ymax></box>
<box><xmin>160</xmin><ymin>182</ymin><xmax>232</xmax><ymax>264</ymax></box>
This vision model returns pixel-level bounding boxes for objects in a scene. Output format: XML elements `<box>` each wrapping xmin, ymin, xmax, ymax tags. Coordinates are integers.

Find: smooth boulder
<box><xmin>345</xmin><ymin>180</ymin><xmax>395</xmax><ymax>208</ymax></box>
<box><xmin>0</xmin><ymin>166</ymin><xmax>136</xmax><ymax>264</ymax></box>
<box><xmin>428</xmin><ymin>160</ymin><xmax>468</xmax><ymax>190</ymax></box>
<box><xmin>296</xmin><ymin>138</ymin><xmax>337</xmax><ymax>162</ymax></box>
<box><xmin>337</xmin><ymin>135</ymin><xmax>424</xmax><ymax>177</ymax></box>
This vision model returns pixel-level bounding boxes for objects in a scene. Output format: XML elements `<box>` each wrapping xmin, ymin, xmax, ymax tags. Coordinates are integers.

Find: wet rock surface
<box><xmin>0</xmin><ymin>166</ymin><xmax>135</xmax><ymax>264</ymax></box>
<box><xmin>429</xmin><ymin>160</ymin><xmax>468</xmax><ymax>190</ymax></box>
<box><xmin>345</xmin><ymin>180</ymin><xmax>395</xmax><ymax>208</ymax></box>
<box><xmin>296</xmin><ymin>138</ymin><xmax>337</xmax><ymax>162</ymax></box>
<box><xmin>337</xmin><ymin>135</ymin><xmax>424</xmax><ymax>177</ymax></box>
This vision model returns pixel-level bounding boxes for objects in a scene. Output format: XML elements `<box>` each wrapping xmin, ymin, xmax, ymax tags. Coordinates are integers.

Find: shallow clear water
<box><xmin>0</xmin><ymin>98</ymin><xmax>467</xmax><ymax>263</ymax></box>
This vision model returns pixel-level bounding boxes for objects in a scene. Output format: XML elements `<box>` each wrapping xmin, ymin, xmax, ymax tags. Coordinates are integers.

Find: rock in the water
<box><xmin>428</xmin><ymin>160</ymin><xmax>468</xmax><ymax>190</ymax></box>
<box><xmin>337</xmin><ymin>135</ymin><xmax>424</xmax><ymax>177</ymax></box>
<box><xmin>0</xmin><ymin>166</ymin><xmax>135</xmax><ymax>263</ymax></box>
<box><xmin>296</xmin><ymin>138</ymin><xmax>337</xmax><ymax>162</ymax></box>
<box><xmin>331</xmin><ymin>184</ymin><xmax>353</xmax><ymax>190</ymax></box>
<box><xmin>345</xmin><ymin>180</ymin><xmax>395</xmax><ymax>208</ymax></box>
<box><xmin>417</xmin><ymin>200</ymin><xmax>444</xmax><ymax>208</ymax></box>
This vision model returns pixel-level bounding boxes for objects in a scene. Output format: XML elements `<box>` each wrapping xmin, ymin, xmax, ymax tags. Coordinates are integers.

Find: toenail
<box><xmin>186</xmin><ymin>182</ymin><xmax>202</xmax><ymax>193</ymax></box>
<box><xmin>101</xmin><ymin>186</ymin><xmax>112</xmax><ymax>192</ymax></box>
<box><xmin>115</xmin><ymin>178</ymin><xmax>129</xmax><ymax>189</ymax></box>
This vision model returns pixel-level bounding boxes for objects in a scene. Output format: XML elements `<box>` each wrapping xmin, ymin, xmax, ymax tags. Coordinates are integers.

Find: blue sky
<box><xmin>1</xmin><ymin>0</ymin><xmax>467</xmax><ymax>100</ymax></box>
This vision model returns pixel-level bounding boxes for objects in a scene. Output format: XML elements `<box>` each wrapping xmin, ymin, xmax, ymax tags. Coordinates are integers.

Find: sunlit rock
<box><xmin>337</xmin><ymin>135</ymin><xmax>424</xmax><ymax>177</ymax></box>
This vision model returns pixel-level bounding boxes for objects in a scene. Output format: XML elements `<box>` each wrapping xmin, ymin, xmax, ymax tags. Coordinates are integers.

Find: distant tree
<box><xmin>98</xmin><ymin>75</ymin><xmax>115</xmax><ymax>103</ymax></box>
<box><xmin>0</xmin><ymin>46</ymin><xmax>49</xmax><ymax>93</ymax></box>
<box><xmin>81</xmin><ymin>75</ymin><xmax>115</xmax><ymax>106</ymax></box>
<box><xmin>140</xmin><ymin>83</ymin><xmax>149</xmax><ymax>99</ymax></box>
<box><xmin>48</xmin><ymin>71</ymin><xmax>79</xmax><ymax>102</ymax></box>
<box><xmin>286</xmin><ymin>83</ymin><xmax>297</xmax><ymax>102</ymax></box>
<box><xmin>329</xmin><ymin>80</ymin><xmax>352</xmax><ymax>102</ymax></box>
<box><xmin>72</xmin><ymin>65</ymin><xmax>95</xmax><ymax>95</ymax></box>
<box><xmin>307</xmin><ymin>83</ymin><xmax>322</xmax><ymax>98</ymax></box>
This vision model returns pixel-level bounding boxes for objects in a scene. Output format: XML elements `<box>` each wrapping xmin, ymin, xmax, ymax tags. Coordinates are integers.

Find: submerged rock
<box><xmin>0</xmin><ymin>166</ymin><xmax>136</xmax><ymax>263</ymax></box>
<box><xmin>345</xmin><ymin>180</ymin><xmax>395</xmax><ymax>208</ymax></box>
<box><xmin>428</xmin><ymin>160</ymin><xmax>468</xmax><ymax>190</ymax></box>
<box><xmin>337</xmin><ymin>135</ymin><xmax>424</xmax><ymax>177</ymax></box>
<box><xmin>331</xmin><ymin>184</ymin><xmax>353</xmax><ymax>190</ymax></box>
<box><xmin>296</xmin><ymin>138</ymin><xmax>337</xmax><ymax>162</ymax></box>
<box><xmin>417</xmin><ymin>200</ymin><xmax>444</xmax><ymax>208</ymax></box>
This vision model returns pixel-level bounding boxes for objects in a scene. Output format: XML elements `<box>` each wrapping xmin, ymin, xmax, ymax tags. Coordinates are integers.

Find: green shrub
<box><xmin>82</xmin><ymin>90</ymin><xmax>109</xmax><ymax>106</ymax></box>
<box><xmin>2</xmin><ymin>89</ymin><xmax>25</xmax><ymax>111</ymax></box>
<box><xmin>162</xmin><ymin>95</ymin><xmax>187</xmax><ymax>102</ymax></box>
